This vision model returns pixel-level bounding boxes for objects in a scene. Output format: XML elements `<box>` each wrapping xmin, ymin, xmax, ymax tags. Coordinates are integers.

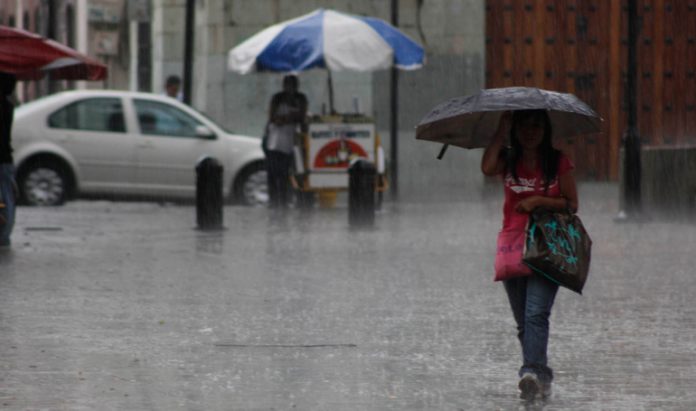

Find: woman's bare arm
<box><xmin>515</xmin><ymin>171</ymin><xmax>579</xmax><ymax>213</ymax></box>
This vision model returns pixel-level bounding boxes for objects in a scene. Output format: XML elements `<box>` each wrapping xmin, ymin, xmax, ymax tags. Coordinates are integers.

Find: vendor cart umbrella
<box><xmin>227</xmin><ymin>8</ymin><xmax>424</xmax><ymax>113</ymax></box>
<box><xmin>416</xmin><ymin>87</ymin><xmax>602</xmax><ymax>158</ymax></box>
<box><xmin>0</xmin><ymin>25</ymin><xmax>107</xmax><ymax>81</ymax></box>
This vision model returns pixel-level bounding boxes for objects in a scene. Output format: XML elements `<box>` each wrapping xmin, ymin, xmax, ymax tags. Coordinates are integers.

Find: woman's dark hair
<box><xmin>505</xmin><ymin>109</ymin><xmax>561</xmax><ymax>192</ymax></box>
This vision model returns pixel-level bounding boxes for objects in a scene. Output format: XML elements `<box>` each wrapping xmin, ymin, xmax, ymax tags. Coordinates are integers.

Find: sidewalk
<box><xmin>1</xmin><ymin>183</ymin><xmax>695</xmax><ymax>410</ymax></box>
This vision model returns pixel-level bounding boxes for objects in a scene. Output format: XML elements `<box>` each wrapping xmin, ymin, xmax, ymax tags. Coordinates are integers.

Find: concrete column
<box><xmin>15</xmin><ymin>0</ymin><xmax>24</xmax><ymax>101</ymax></box>
<box><xmin>76</xmin><ymin>0</ymin><xmax>87</xmax><ymax>53</ymax></box>
<box><xmin>129</xmin><ymin>21</ymin><xmax>138</xmax><ymax>91</ymax></box>
<box><xmin>194</xmin><ymin>2</ymin><xmax>207</xmax><ymax>111</ymax></box>
<box><xmin>15</xmin><ymin>0</ymin><xmax>23</xmax><ymax>29</ymax></box>
<box><xmin>76</xmin><ymin>0</ymin><xmax>88</xmax><ymax>90</ymax></box>
<box><xmin>151</xmin><ymin>0</ymin><xmax>164</xmax><ymax>94</ymax></box>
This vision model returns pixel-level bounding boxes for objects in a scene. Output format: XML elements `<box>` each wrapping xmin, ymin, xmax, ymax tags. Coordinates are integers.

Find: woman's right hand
<box><xmin>481</xmin><ymin>111</ymin><xmax>512</xmax><ymax>176</ymax></box>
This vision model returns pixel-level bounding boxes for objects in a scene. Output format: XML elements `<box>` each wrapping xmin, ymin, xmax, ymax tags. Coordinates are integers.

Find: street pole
<box><xmin>389</xmin><ymin>0</ymin><xmax>399</xmax><ymax>200</ymax></box>
<box><xmin>619</xmin><ymin>0</ymin><xmax>642</xmax><ymax>219</ymax></box>
<box><xmin>327</xmin><ymin>70</ymin><xmax>335</xmax><ymax>114</ymax></box>
<box><xmin>183</xmin><ymin>0</ymin><xmax>195</xmax><ymax>105</ymax></box>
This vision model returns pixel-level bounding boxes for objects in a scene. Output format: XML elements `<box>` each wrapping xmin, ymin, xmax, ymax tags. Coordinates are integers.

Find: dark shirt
<box><xmin>0</xmin><ymin>96</ymin><xmax>14</xmax><ymax>164</ymax></box>
<box><xmin>270</xmin><ymin>91</ymin><xmax>307</xmax><ymax>126</ymax></box>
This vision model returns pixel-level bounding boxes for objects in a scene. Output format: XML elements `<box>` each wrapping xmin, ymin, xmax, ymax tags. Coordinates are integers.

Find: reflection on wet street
<box><xmin>1</xmin><ymin>183</ymin><xmax>695</xmax><ymax>410</ymax></box>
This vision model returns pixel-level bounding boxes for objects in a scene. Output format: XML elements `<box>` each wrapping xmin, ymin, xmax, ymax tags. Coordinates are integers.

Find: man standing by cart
<box><xmin>163</xmin><ymin>75</ymin><xmax>183</xmax><ymax>101</ymax></box>
<box><xmin>264</xmin><ymin>75</ymin><xmax>307</xmax><ymax>209</ymax></box>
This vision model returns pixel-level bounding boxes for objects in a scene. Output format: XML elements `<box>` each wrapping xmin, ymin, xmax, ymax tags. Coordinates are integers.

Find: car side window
<box><xmin>133</xmin><ymin>99</ymin><xmax>202</xmax><ymax>138</ymax></box>
<box><xmin>48</xmin><ymin>98</ymin><xmax>125</xmax><ymax>133</ymax></box>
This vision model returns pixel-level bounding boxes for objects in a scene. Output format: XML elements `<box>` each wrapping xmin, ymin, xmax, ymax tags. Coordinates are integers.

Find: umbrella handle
<box><xmin>436</xmin><ymin>144</ymin><xmax>449</xmax><ymax>160</ymax></box>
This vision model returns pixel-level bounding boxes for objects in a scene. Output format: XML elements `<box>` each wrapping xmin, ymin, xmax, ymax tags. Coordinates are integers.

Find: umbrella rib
<box><xmin>536</xmin><ymin>87</ymin><xmax>550</xmax><ymax>109</ymax></box>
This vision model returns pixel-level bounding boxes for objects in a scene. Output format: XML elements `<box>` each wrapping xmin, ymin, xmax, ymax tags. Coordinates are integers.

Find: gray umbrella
<box><xmin>415</xmin><ymin>87</ymin><xmax>602</xmax><ymax>156</ymax></box>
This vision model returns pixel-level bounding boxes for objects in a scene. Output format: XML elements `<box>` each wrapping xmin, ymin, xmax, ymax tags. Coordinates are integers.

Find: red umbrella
<box><xmin>0</xmin><ymin>25</ymin><xmax>107</xmax><ymax>81</ymax></box>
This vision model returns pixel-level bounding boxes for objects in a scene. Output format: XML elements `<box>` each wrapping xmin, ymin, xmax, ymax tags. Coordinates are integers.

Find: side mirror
<box><xmin>195</xmin><ymin>125</ymin><xmax>216</xmax><ymax>139</ymax></box>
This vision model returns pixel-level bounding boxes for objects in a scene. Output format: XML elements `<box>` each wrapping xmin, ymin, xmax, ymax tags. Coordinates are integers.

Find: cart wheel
<box><xmin>317</xmin><ymin>191</ymin><xmax>338</xmax><ymax>208</ymax></box>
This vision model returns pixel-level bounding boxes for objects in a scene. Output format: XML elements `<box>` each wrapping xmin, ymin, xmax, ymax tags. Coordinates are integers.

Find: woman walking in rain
<box><xmin>481</xmin><ymin>109</ymin><xmax>578</xmax><ymax>400</ymax></box>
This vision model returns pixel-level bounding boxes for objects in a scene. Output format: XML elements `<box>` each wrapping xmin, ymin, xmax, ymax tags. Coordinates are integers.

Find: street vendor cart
<box><xmin>291</xmin><ymin>114</ymin><xmax>387</xmax><ymax>207</ymax></box>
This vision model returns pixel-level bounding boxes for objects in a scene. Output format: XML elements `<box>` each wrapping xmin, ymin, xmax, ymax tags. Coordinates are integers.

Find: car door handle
<box><xmin>137</xmin><ymin>141</ymin><xmax>155</xmax><ymax>148</ymax></box>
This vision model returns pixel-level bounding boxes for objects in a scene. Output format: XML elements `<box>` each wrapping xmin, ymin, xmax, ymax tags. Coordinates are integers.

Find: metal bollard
<box><xmin>196</xmin><ymin>157</ymin><xmax>223</xmax><ymax>230</ymax></box>
<box><xmin>348</xmin><ymin>159</ymin><xmax>376</xmax><ymax>227</ymax></box>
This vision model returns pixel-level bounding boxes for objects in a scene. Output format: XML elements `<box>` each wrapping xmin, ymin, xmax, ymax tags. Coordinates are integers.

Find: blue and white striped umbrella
<box><xmin>228</xmin><ymin>8</ymin><xmax>425</xmax><ymax>74</ymax></box>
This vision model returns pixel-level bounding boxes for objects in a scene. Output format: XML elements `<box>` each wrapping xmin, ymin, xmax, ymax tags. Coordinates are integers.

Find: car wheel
<box><xmin>19</xmin><ymin>162</ymin><xmax>69</xmax><ymax>206</ymax></box>
<box><xmin>235</xmin><ymin>163</ymin><xmax>268</xmax><ymax>206</ymax></box>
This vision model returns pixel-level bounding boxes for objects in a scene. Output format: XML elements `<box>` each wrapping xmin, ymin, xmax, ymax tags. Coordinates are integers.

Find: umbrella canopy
<box><xmin>416</xmin><ymin>87</ymin><xmax>602</xmax><ymax>150</ymax></box>
<box><xmin>0</xmin><ymin>25</ymin><xmax>107</xmax><ymax>81</ymax></box>
<box><xmin>228</xmin><ymin>8</ymin><xmax>424</xmax><ymax>74</ymax></box>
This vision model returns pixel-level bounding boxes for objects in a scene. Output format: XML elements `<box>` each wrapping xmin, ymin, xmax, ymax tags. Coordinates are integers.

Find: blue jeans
<box><xmin>503</xmin><ymin>274</ymin><xmax>559</xmax><ymax>383</ymax></box>
<box><xmin>0</xmin><ymin>164</ymin><xmax>16</xmax><ymax>246</ymax></box>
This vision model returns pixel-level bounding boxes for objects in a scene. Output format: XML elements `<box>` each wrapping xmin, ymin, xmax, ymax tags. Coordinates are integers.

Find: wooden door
<box><xmin>486</xmin><ymin>0</ymin><xmax>696</xmax><ymax>180</ymax></box>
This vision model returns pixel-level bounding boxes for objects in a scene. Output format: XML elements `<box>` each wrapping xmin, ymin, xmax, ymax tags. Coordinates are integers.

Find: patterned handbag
<box><xmin>523</xmin><ymin>208</ymin><xmax>592</xmax><ymax>294</ymax></box>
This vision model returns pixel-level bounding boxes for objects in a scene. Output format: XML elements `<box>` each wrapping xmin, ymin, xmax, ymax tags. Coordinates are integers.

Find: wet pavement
<box><xmin>1</xmin><ymin>183</ymin><xmax>695</xmax><ymax>410</ymax></box>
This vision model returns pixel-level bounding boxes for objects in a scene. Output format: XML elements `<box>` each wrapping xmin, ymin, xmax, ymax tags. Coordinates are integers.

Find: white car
<box><xmin>12</xmin><ymin>90</ymin><xmax>268</xmax><ymax>206</ymax></box>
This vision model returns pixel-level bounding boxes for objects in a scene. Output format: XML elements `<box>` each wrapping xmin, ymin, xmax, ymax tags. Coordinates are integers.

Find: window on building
<box><xmin>65</xmin><ymin>5</ymin><xmax>74</xmax><ymax>48</ymax></box>
<box><xmin>137</xmin><ymin>22</ymin><xmax>152</xmax><ymax>92</ymax></box>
